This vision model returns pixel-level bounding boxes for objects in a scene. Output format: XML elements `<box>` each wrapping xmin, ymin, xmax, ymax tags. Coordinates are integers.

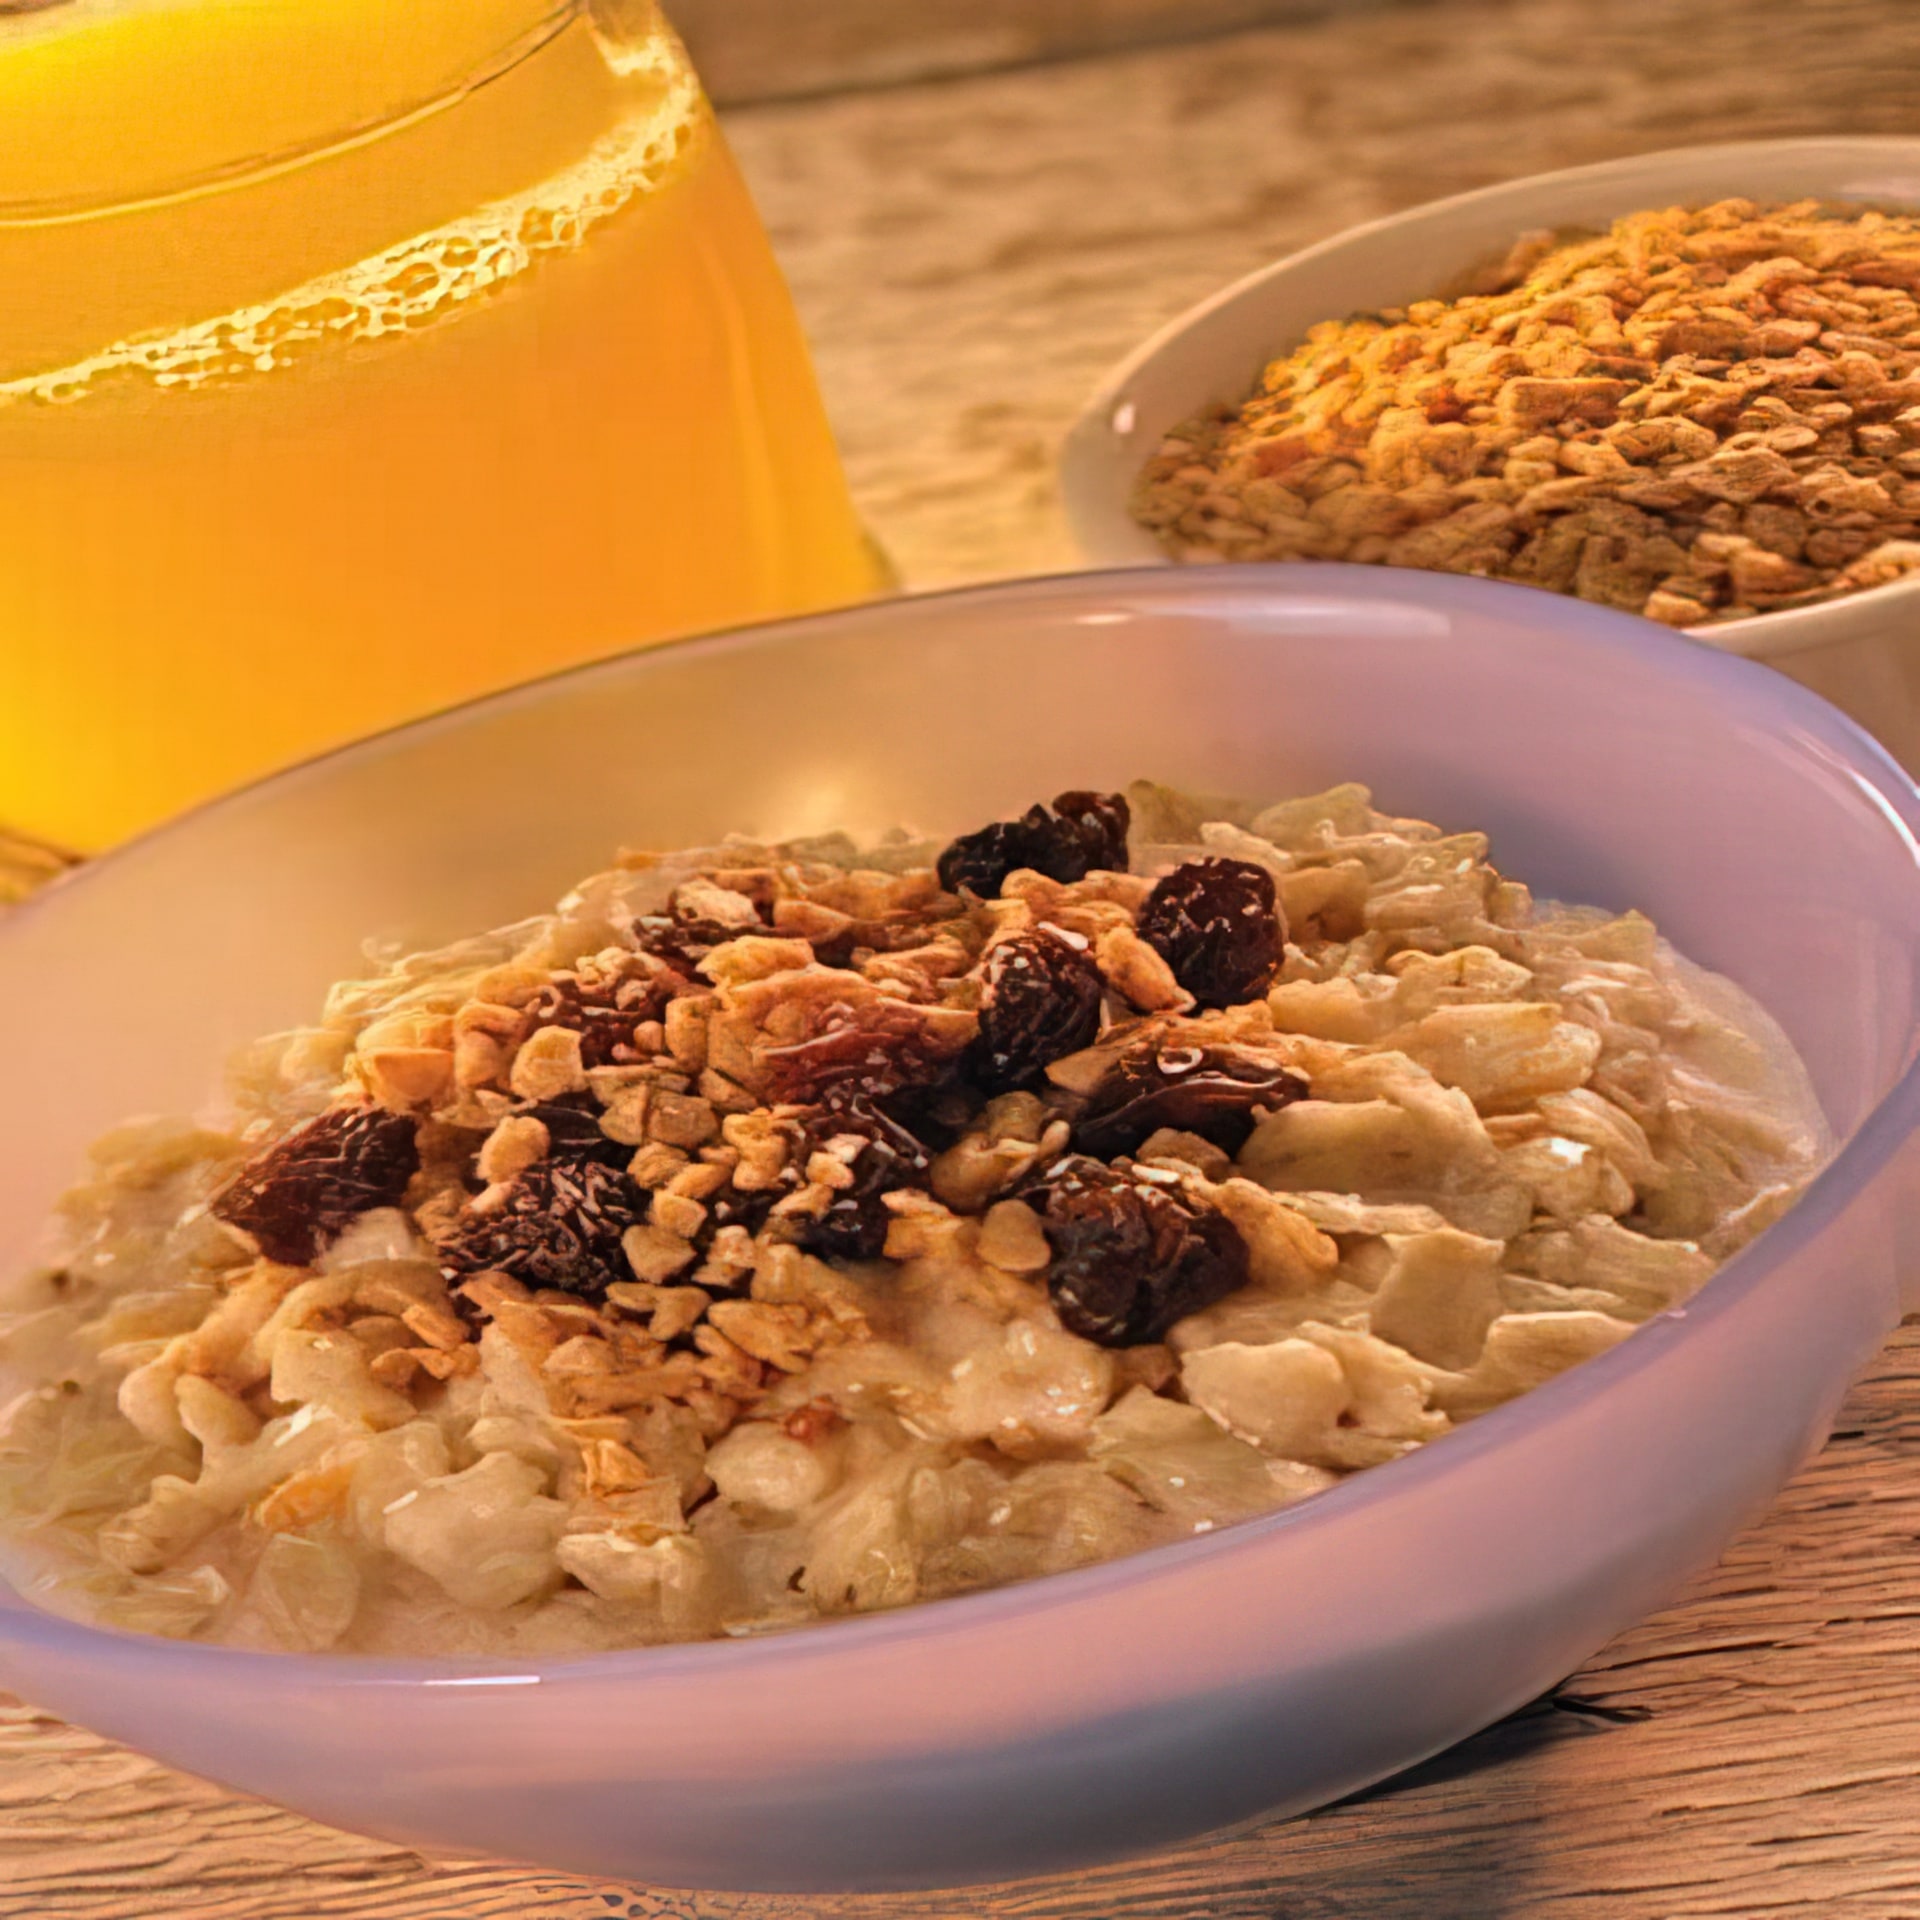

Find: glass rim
<box><xmin>0</xmin><ymin>0</ymin><xmax>589</xmax><ymax>228</ymax></box>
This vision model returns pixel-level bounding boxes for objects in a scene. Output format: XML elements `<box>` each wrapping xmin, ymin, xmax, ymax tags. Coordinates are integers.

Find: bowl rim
<box><xmin>1058</xmin><ymin>134</ymin><xmax>1920</xmax><ymax>665</ymax></box>
<box><xmin>5</xmin><ymin>562</ymin><xmax>1920</xmax><ymax>1692</ymax></box>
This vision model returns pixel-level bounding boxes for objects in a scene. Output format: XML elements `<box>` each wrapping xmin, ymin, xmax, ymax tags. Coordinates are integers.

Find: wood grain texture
<box><xmin>6</xmin><ymin>1324</ymin><xmax>1919</xmax><ymax>1918</ymax></box>
<box><xmin>11</xmin><ymin>1</ymin><xmax>1920</xmax><ymax>1911</ymax></box>
<box><xmin>668</xmin><ymin>0</ymin><xmax>1385</xmax><ymax>106</ymax></box>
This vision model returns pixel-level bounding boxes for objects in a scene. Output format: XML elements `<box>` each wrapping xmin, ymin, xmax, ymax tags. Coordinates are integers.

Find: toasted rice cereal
<box><xmin>1133</xmin><ymin>199</ymin><xmax>1920</xmax><ymax>625</ymax></box>
<box><xmin>0</xmin><ymin>781</ymin><xmax>1829</xmax><ymax>1655</ymax></box>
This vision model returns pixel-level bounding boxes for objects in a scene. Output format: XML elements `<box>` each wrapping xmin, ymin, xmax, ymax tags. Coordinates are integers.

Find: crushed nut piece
<box><xmin>476</xmin><ymin>1116</ymin><xmax>551</xmax><ymax>1186</ymax></box>
<box><xmin>648</xmin><ymin>1092</ymin><xmax>721</xmax><ymax>1150</ymax></box>
<box><xmin>621</xmin><ymin>1222</ymin><xmax>699</xmax><ymax>1284</ymax></box>
<box><xmin>650</xmin><ymin>1191</ymin><xmax>709</xmax><ymax>1241</ymax></box>
<box><xmin>976</xmin><ymin>1199</ymin><xmax>1052</xmax><ymax>1274</ymax></box>
<box><xmin>509</xmin><ymin>1025</ymin><xmax>589</xmax><ymax>1101</ymax></box>
<box><xmin>628</xmin><ymin>1143</ymin><xmax>690</xmax><ymax>1189</ymax></box>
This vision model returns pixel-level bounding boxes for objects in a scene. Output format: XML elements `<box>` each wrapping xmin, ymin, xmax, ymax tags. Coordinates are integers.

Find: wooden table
<box><xmin>9</xmin><ymin>0</ymin><xmax>1920</xmax><ymax>1910</ymax></box>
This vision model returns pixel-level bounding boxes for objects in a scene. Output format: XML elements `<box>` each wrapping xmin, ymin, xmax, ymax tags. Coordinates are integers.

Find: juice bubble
<box><xmin>2</xmin><ymin>43</ymin><xmax>699</xmax><ymax>404</ymax></box>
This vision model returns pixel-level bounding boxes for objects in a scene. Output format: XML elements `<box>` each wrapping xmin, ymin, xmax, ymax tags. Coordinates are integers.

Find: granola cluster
<box><xmin>0</xmin><ymin>782</ymin><xmax>1828</xmax><ymax>1655</ymax></box>
<box><xmin>1132</xmin><ymin>199</ymin><xmax>1920</xmax><ymax>626</ymax></box>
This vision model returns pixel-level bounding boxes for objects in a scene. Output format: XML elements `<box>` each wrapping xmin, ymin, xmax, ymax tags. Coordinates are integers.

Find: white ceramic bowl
<box><xmin>3</xmin><ymin>568</ymin><xmax>1920</xmax><ymax>1893</ymax></box>
<box><xmin>1060</xmin><ymin>138</ymin><xmax>1920</xmax><ymax>767</ymax></box>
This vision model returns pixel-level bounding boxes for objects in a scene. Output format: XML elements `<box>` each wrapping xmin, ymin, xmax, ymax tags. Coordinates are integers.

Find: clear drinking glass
<box><xmin>0</xmin><ymin>0</ymin><xmax>885</xmax><ymax>851</ymax></box>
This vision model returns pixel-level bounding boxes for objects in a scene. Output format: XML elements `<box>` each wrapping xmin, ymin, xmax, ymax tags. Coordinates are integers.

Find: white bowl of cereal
<box><xmin>2</xmin><ymin>567</ymin><xmax>1918</xmax><ymax>1892</ymax></box>
<box><xmin>1060</xmin><ymin>139</ymin><xmax>1920</xmax><ymax>766</ymax></box>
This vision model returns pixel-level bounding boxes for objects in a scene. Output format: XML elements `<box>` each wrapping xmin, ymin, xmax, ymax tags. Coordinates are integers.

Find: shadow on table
<box><xmin>870</xmin><ymin>1686</ymin><xmax>1658</xmax><ymax>1920</ymax></box>
<box><xmin>1335</xmin><ymin>1685</ymin><xmax>1653</xmax><ymax>1809</ymax></box>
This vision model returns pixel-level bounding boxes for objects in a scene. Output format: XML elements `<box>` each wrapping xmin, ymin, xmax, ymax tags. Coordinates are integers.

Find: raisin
<box><xmin>520</xmin><ymin>1093</ymin><xmax>630</xmax><ymax>1167</ymax></box>
<box><xmin>936</xmin><ymin>789</ymin><xmax>1131</xmax><ymax>899</ymax></box>
<box><xmin>438</xmin><ymin>1153</ymin><xmax>648</xmax><ymax>1298</ymax></box>
<box><xmin>524</xmin><ymin>971</ymin><xmax>660</xmax><ymax>1070</ymax></box>
<box><xmin>791</xmin><ymin>1097</ymin><xmax>934</xmax><ymax>1262</ymax></box>
<box><xmin>1136</xmin><ymin>859</ymin><xmax>1285</xmax><ymax>1009</ymax></box>
<box><xmin>704</xmin><ymin>1182</ymin><xmax>785</xmax><ymax>1249</ymax></box>
<box><xmin>1073</xmin><ymin>1041</ymin><xmax>1308</xmax><ymax>1160</ymax></box>
<box><xmin>761</xmin><ymin>998</ymin><xmax>962</xmax><ymax>1108</ymax></box>
<box><xmin>969</xmin><ymin>927</ymin><xmax>1105</xmax><ymax>1093</ymax></box>
<box><xmin>1050</xmin><ymin>790</ymin><xmax>1131</xmax><ymax>874</ymax></box>
<box><xmin>630</xmin><ymin>914</ymin><xmax>738</xmax><ymax>978</ymax></box>
<box><xmin>937</xmin><ymin>806</ymin><xmax>1054</xmax><ymax>900</ymax></box>
<box><xmin>1024</xmin><ymin>1155</ymin><xmax>1250</xmax><ymax>1347</ymax></box>
<box><xmin>210</xmin><ymin>1104</ymin><xmax>420</xmax><ymax>1266</ymax></box>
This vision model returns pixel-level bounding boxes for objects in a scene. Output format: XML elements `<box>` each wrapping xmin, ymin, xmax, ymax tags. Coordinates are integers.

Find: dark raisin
<box><xmin>760</xmin><ymin>998</ymin><xmax>964</xmax><ymax>1108</ymax></box>
<box><xmin>704</xmin><ymin>1182</ymin><xmax>786</xmax><ymax>1249</ymax></box>
<box><xmin>1136</xmin><ymin>859</ymin><xmax>1285</xmax><ymax>1009</ymax></box>
<box><xmin>630</xmin><ymin>914</ymin><xmax>738</xmax><ymax>977</ymax></box>
<box><xmin>520</xmin><ymin>1093</ymin><xmax>630</xmax><ymax>1167</ymax></box>
<box><xmin>438</xmin><ymin>1153</ymin><xmax>648</xmax><ymax>1299</ymax></box>
<box><xmin>1024</xmin><ymin>1155</ymin><xmax>1250</xmax><ymax>1347</ymax></box>
<box><xmin>804</xmin><ymin>924</ymin><xmax>860</xmax><ymax>971</ymax></box>
<box><xmin>937</xmin><ymin>806</ymin><xmax>1053</xmax><ymax>900</ymax></box>
<box><xmin>791</xmin><ymin>1097</ymin><xmax>934</xmax><ymax>1262</ymax></box>
<box><xmin>1050</xmin><ymin>790</ymin><xmax>1131</xmax><ymax>875</ymax></box>
<box><xmin>209</xmin><ymin>1104</ymin><xmax>420</xmax><ymax>1266</ymax></box>
<box><xmin>969</xmin><ymin>928</ymin><xmax>1105</xmax><ymax>1094</ymax></box>
<box><xmin>1073</xmin><ymin>1042</ymin><xmax>1308</xmax><ymax>1160</ymax></box>
<box><xmin>524</xmin><ymin>970</ymin><xmax>661</xmax><ymax>1069</ymax></box>
<box><xmin>936</xmin><ymin>790</ymin><xmax>1131</xmax><ymax>899</ymax></box>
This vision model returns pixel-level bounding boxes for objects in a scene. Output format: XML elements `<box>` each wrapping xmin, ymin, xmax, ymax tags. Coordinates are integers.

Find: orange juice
<box><xmin>0</xmin><ymin>1</ymin><xmax>883</xmax><ymax>851</ymax></box>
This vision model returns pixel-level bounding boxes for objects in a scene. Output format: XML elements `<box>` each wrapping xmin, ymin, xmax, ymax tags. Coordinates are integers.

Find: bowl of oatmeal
<box><xmin>2</xmin><ymin>567</ymin><xmax>1918</xmax><ymax>1891</ymax></box>
<box><xmin>1060</xmin><ymin>139</ymin><xmax>1920</xmax><ymax>767</ymax></box>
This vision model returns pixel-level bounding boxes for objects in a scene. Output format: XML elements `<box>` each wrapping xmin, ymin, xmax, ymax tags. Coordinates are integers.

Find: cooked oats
<box><xmin>0</xmin><ymin>781</ymin><xmax>1828</xmax><ymax>1655</ymax></box>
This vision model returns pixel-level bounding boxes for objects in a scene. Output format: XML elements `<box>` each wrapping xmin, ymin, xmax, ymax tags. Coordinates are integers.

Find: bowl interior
<box><xmin>1062</xmin><ymin>138</ymin><xmax>1920</xmax><ymax>569</ymax></box>
<box><xmin>2</xmin><ymin>565</ymin><xmax>1917</xmax><ymax>1314</ymax></box>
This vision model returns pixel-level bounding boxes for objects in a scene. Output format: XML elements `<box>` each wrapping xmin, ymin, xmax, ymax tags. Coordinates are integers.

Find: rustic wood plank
<box><xmin>668</xmin><ymin>0</ymin><xmax>1381</xmax><ymax>107</ymax></box>
<box><xmin>5</xmin><ymin>1324</ymin><xmax>1918</xmax><ymax>1918</ymax></box>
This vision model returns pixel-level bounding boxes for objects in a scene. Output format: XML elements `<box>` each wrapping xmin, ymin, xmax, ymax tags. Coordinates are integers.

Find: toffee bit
<box><xmin>209</xmin><ymin>1104</ymin><xmax>419</xmax><ymax>1266</ymax></box>
<box><xmin>1024</xmin><ymin>1154</ymin><xmax>1250</xmax><ymax>1347</ymax></box>
<box><xmin>936</xmin><ymin>790</ymin><xmax>1131</xmax><ymax>900</ymax></box>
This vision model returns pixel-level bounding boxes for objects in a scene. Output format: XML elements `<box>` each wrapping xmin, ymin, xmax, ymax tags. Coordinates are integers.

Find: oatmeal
<box><xmin>0</xmin><ymin>782</ymin><xmax>1828</xmax><ymax>1654</ymax></box>
<box><xmin>1132</xmin><ymin>199</ymin><xmax>1920</xmax><ymax>625</ymax></box>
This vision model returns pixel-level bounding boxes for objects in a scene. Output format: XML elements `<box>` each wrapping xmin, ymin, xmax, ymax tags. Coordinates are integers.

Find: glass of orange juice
<box><xmin>0</xmin><ymin>0</ymin><xmax>885</xmax><ymax>852</ymax></box>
